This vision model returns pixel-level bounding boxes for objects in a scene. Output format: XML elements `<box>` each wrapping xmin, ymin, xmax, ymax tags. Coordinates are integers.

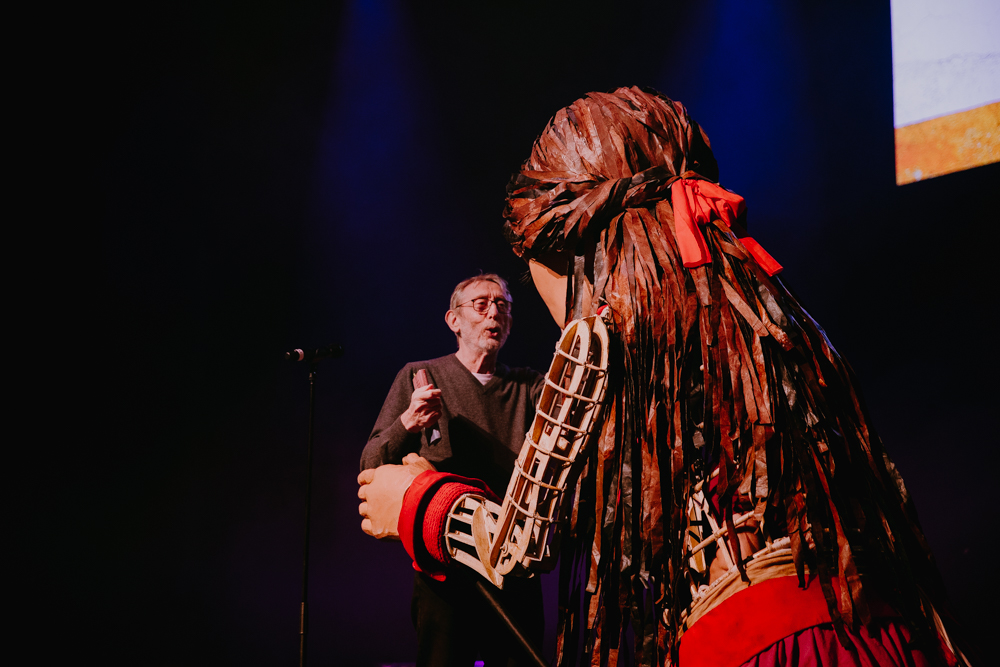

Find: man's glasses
<box><xmin>457</xmin><ymin>297</ymin><xmax>512</xmax><ymax>315</ymax></box>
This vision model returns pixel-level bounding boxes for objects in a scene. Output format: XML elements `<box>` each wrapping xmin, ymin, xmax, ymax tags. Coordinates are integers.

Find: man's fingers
<box><xmin>419</xmin><ymin>408</ymin><xmax>441</xmax><ymax>421</ymax></box>
<box><xmin>358</xmin><ymin>501</ymin><xmax>368</xmax><ymax>516</ymax></box>
<box><xmin>361</xmin><ymin>518</ymin><xmax>373</xmax><ymax>536</ymax></box>
<box><xmin>413</xmin><ymin>387</ymin><xmax>442</xmax><ymax>401</ymax></box>
<box><xmin>358</xmin><ymin>469</ymin><xmax>375</xmax><ymax>485</ymax></box>
<box><xmin>358</xmin><ymin>484</ymin><xmax>367</xmax><ymax>500</ymax></box>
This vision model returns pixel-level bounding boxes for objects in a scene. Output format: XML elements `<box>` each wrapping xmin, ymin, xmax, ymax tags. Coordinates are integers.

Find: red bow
<box><xmin>670</xmin><ymin>179</ymin><xmax>783</xmax><ymax>276</ymax></box>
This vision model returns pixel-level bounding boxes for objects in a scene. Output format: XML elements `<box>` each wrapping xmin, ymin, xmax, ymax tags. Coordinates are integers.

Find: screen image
<box><xmin>891</xmin><ymin>0</ymin><xmax>1000</xmax><ymax>184</ymax></box>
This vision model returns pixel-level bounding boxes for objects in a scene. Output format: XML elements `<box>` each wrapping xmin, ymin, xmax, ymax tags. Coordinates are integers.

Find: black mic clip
<box><xmin>283</xmin><ymin>343</ymin><xmax>344</xmax><ymax>363</ymax></box>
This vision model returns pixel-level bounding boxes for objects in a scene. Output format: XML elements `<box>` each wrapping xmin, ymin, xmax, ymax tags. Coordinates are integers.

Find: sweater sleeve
<box><xmin>530</xmin><ymin>368</ymin><xmax>545</xmax><ymax>407</ymax></box>
<box><xmin>360</xmin><ymin>365</ymin><xmax>422</xmax><ymax>470</ymax></box>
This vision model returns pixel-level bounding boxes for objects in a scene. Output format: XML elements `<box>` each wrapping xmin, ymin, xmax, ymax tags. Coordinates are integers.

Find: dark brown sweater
<box><xmin>361</xmin><ymin>353</ymin><xmax>543</xmax><ymax>497</ymax></box>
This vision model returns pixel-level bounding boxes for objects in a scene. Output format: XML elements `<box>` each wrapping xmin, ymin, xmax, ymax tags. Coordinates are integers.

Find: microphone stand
<box><xmin>286</xmin><ymin>343</ymin><xmax>342</xmax><ymax>667</ymax></box>
<box><xmin>299</xmin><ymin>361</ymin><xmax>317</xmax><ymax>667</ymax></box>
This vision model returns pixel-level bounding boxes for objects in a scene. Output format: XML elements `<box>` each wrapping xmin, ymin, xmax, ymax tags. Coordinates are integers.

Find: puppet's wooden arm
<box><xmin>412</xmin><ymin>312</ymin><xmax>611</xmax><ymax>588</ymax></box>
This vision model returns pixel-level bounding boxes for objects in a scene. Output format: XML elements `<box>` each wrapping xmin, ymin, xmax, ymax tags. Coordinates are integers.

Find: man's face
<box><xmin>448</xmin><ymin>280</ymin><xmax>512</xmax><ymax>355</ymax></box>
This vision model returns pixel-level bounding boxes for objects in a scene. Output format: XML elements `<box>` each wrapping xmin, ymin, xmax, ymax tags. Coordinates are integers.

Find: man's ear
<box><xmin>445</xmin><ymin>309</ymin><xmax>461</xmax><ymax>334</ymax></box>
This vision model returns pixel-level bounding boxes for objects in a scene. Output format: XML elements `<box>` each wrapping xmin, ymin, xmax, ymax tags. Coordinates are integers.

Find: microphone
<box><xmin>283</xmin><ymin>343</ymin><xmax>344</xmax><ymax>363</ymax></box>
<box><xmin>413</xmin><ymin>369</ymin><xmax>442</xmax><ymax>445</ymax></box>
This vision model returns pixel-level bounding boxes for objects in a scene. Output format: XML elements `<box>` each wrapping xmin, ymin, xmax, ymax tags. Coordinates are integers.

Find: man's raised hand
<box><xmin>400</xmin><ymin>382</ymin><xmax>441</xmax><ymax>433</ymax></box>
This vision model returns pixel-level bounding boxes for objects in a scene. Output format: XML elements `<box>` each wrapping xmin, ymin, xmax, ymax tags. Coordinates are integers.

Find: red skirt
<box><xmin>679</xmin><ymin>575</ymin><xmax>954</xmax><ymax>667</ymax></box>
<box><xmin>739</xmin><ymin>619</ymin><xmax>947</xmax><ymax>667</ymax></box>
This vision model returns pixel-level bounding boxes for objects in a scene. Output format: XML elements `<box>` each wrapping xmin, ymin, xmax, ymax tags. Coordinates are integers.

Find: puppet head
<box><xmin>503</xmin><ymin>86</ymin><xmax>718</xmax><ymax>262</ymax></box>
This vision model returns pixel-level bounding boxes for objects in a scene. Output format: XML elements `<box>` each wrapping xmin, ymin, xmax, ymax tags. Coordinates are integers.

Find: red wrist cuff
<box><xmin>399</xmin><ymin>471</ymin><xmax>499</xmax><ymax>581</ymax></box>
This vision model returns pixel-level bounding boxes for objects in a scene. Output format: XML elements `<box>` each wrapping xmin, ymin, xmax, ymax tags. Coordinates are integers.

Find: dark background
<box><xmin>38</xmin><ymin>0</ymin><xmax>996</xmax><ymax>664</ymax></box>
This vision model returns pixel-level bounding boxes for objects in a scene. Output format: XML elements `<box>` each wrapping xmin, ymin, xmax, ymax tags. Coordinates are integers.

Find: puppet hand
<box><xmin>402</xmin><ymin>453</ymin><xmax>437</xmax><ymax>473</ymax></box>
<box><xmin>400</xmin><ymin>384</ymin><xmax>442</xmax><ymax>433</ymax></box>
<box><xmin>358</xmin><ymin>464</ymin><xmax>424</xmax><ymax>540</ymax></box>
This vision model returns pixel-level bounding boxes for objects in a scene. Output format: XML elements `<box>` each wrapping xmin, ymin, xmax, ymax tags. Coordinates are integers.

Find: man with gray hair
<box><xmin>361</xmin><ymin>273</ymin><xmax>544</xmax><ymax>667</ymax></box>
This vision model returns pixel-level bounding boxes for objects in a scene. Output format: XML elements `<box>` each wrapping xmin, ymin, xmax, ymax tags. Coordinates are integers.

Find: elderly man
<box><xmin>360</xmin><ymin>273</ymin><xmax>545</xmax><ymax>667</ymax></box>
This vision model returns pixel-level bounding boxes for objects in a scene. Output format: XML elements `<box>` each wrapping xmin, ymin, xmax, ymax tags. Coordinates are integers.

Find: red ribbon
<box><xmin>670</xmin><ymin>179</ymin><xmax>782</xmax><ymax>276</ymax></box>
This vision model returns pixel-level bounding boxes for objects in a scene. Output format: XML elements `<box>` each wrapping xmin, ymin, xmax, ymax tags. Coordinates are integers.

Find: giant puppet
<box><xmin>358</xmin><ymin>87</ymin><xmax>969</xmax><ymax>667</ymax></box>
